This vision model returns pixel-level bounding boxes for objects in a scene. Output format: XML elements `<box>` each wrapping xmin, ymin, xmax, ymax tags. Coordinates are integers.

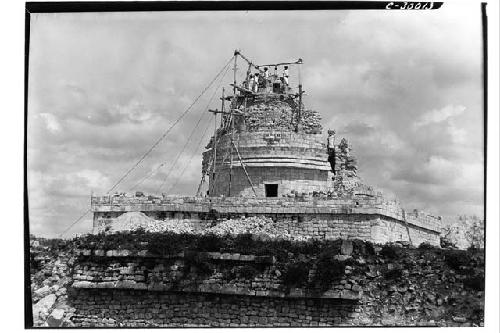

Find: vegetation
<box><xmin>379</xmin><ymin>245</ymin><xmax>399</xmax><ymax>259</ymax></box>
<box><xmin>281</xmin><ymin>261</ymin><xmax>311</xmax><ymax>288</ymax></box>
<box><xmin>67</xmin><ymin>230</ymin><xmax>485</xmax><ymax>294</ymax></box>
<box><xmin>444</xmin><ymin>251</ymin><xmax>470</xmax><ymax>270</ymax></box>
<box><xmin>463</xmin><ymin>275</ymin><xmax>485</xmax><ymax>291</ymax></box>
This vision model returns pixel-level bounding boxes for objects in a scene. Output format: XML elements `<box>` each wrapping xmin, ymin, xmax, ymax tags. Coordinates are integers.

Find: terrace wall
<box><xmin>91</xmin><ymin>195</ymin><xmax>441</xmax><ymax>246</ymax></box>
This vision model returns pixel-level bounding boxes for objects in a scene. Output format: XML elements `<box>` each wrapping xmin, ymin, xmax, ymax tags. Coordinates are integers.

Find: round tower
<box><xmin>201</xmin><ymin>52</ymin><xmax>336</xmax><ymax>198</ymax></box>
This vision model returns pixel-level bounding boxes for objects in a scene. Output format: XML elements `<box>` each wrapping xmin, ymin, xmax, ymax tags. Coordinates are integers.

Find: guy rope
<box><xmin>58</xmin><ymin>54</ymin><xmax>235</xmax><ymax>237</ymax></box>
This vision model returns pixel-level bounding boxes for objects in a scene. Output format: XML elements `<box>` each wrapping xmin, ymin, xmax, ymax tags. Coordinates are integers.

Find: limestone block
<box><xmin>34</xmin><ymin>285</ymin><xmax>51</xmax><ymax>299</ymax></box>
<box><xmin>33</xmin><ymin>294</ymin><xmax>57</xmax><ymax>323</ymax></box>
<box><xmin>47</xmin><ymin>308</ymin><xmax>65</xmax><ymax>327</ymax></box>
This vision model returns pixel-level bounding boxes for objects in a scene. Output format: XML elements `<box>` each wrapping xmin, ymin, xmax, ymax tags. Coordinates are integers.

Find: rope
<box><xmin>106</xmin><ymin>55</ymin><xmax>235</xmax><ymax>194</ymax></box>
<box><xmin>157</xmin><ymin>66</ymin><xmax>231</xmax><ymax>192</ymax></box>
<box><xmin>231</xmin><ymin>140</ymin><xmax>257</xmax><ymax>196</ymax></box>
<box><xmin>129</xmin><ymin>62</ymin><xmax>232</xmax><ymax>191</ymax></box>
<box><xmin>57</xmin><ymin>208</ymin><xmax>91</xmax><ymax>238</ymax></box>
<box><xmin>402</xmin><ymin>209</ymin><xmax>413</xmax><ymax>245</ymax></box>
<box><xmin>167</xmin><ymin>118</ymin><xmax>212</xmax><ymax>194</ymax></box>
<box><xmin>156</xmin><ymin>111</ymin><xmax>209</xmax><ymax>192</ymax></box>
<box><xmin>58</xmin><ymin>55</ymin><xmax>235</xmax><ymax>237</ymax></box>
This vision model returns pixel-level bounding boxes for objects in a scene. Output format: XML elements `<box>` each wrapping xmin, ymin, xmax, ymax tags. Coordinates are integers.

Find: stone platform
<box><xmin>91</xmin><ymin>193</ymin><xmax>441</xmax><ymax>246</ymax></box>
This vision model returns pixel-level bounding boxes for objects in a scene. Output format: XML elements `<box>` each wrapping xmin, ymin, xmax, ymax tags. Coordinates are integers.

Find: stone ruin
<box><xmin>31</xmin><ymin>52</ymin><xmax>475</xmax><ymax>329</ymax></box>
<box><xmin>201</xmin><ymin>93</ymin><xmax>360</xmax><ymax>198</ymax></box>
<box><xmin>91</xmin><ymin>52</ymin><xmax>442</xmax><ymax>247</ymax></box>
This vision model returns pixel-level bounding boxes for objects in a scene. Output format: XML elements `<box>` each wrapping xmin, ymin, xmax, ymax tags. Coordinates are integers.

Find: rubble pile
<box><xmin>105</xmin><ymin>213</ymin><xmax>304</xmax><ymax>240</ymax></box>
<box><xmin>30</xmin><ymin>238</ymin><xmax>76</xmax><ymax>327</ymax></box>
<box><xmin>243</xmin><ymin>101</ymin><xmax>295</xmax><ymax>131</ymax></box>
<box><xmin>354</xmin><ymin>246</ymin><xmax>485</xmax><ymax>327</ymax></box>
<box><xmin>300</xmin><ymin>109</ymin><xmax>322</xmax><ymax>134</ymax></box>
<box><xmin>108</xmin><ymin>212</ymin><xmax>197</xmax><ymax>234</ymax></box>
<box><xmin>332</xmin><ymin>170</ymin><xmax>363</xmax><ymax>196</ymax></box>
<box><xmin>241</xmin><ymin>100</ymin><xmax>322</xmax><ymax>134</ymax></box>
<box><xmin>208</xmin><ymin>216</ymin><xmax>293</xmax><ymax>240</ymax></box>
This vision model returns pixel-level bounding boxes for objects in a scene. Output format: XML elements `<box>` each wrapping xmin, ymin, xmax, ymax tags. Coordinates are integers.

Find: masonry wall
<box><xmin>69</xmin><ymin>290</ymin><xmax>358</xmax><ymax>327</ymax></box>
<box><xmin>209</xmin><ymin>130</ymin><xmax>331</xmax><ymax>197</ymax></box>
<box><xmin>93</xmin><ymin>212</ymin><xmax>440</xmax><ymax>247</ymax></box>
<box><xmin>91</xmin><ymin>195</ymin><xmax>442</xmax><ymax>247</ymax></box>
<box><xmin>211</xmin><ymin>167</ymin><xmax>331</xmax><ymax>197</ymax></box>
<box><xmin>30</xmin><ymin>237</ymin><xmax>485</xmax><ymax>328</ymax></box>
<box><xmin>371</xmin><ymin>218</ymin><xmax>441</xmax><ymax>246</ymax></box>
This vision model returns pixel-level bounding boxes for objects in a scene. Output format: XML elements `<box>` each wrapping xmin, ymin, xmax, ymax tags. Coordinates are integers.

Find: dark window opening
<box><xmin>273</xmin><ymin>82</ymin><xmax>280</xmax><ymax>93</ymax></box>
<box><xmin>265</xmin><ymin>184</ymin><xmax>278</xmax><ymax>197</ymax></box>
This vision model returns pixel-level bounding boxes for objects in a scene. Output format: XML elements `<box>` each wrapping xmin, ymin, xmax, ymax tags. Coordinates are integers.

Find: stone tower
<box><xmin>201</xmin><ymin>52</ymin><xmax>359</xmax><ymax>198</ymax></box>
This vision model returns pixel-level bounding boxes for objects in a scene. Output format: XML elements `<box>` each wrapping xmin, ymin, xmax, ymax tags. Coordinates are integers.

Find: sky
<box><xmin>27</xmin><ymin>4</ymin><xmax>484</xmax><ymax>238</ymax></box>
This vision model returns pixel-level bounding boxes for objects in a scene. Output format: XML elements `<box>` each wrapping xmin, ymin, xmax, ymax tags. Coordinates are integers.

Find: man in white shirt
<box><xmin>327</xmin><ymin>130</ymin><xmax>336</xmax><ymax>173</ymax></box>
<box><xmin>283</xmin><ymin>66</ymin><xmax>289</xmax><ymax>85</ymax></box>
<box><xmin>253</xmin><ymin>73</ymin><xmax>260</xmax><ymax>93</ymax></box>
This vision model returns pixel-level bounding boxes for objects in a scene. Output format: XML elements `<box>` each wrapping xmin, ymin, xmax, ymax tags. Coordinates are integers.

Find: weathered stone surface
<box><xmin>91</xmin><ymin>193</ymin><xmax>441</xmax><ymax>247</ymax></box>
<box><xmin>30</xmin><ymin>224</ymin><xmax>483</xmax><ymax>328</ymax></box>
<box><xmin>341</xmin><ymin>240</ymin><xmax>354</xmax><ymax>255</ymax></box>
<box><xmin>33</xmin><ymin>294</ymin><xmax>56</xmax><ymax>322</ymax></box>
<box><xmin>34</xmin><ymin>285</ymin><xmax>51</xmax><ymax>299</ymax></box>
<box><xmin>47</xmin><ymin>308</ymin><xmax>65</xmax><ymax>327</ymax></box>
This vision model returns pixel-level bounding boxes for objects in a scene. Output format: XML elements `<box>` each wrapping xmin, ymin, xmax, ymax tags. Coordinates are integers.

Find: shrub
<box><xmin>440</xmin><ymin>236</ymin><xmax>457</xmax><ymax>249</ymax></box>
<box><xmin>314</xmin><ymin>252</ymin><xmax>346</xmax><ymax>291</ymax></box>
<box><xmin>445</xmin><ymin>251</ymin><xmax>469</xmax><ymax>270</ymax></box>
<box><xmin>351</xmin><ymin>239</ymin><xmax>374</xmax><ymax>256</ymax></box>
<box><xmin>195</xmin><ymin>261</ymin><xmax>214</xmax><ymax>276</ymax></box>
<box><xmin>252</xmin><ymin>239</ymin><xmax>291</xmax><ymax>261</ymax></box>
<box><xmin>282</xmin><ymin>261</ymin><xmax>311</xmax><ymax>288</ymax></box>
<box><xmin>418</xmin><ymin>242</ymin><xmax>435</xmax><ymax>250</ymax></box>
<box><xmin>196</xmin><ymin>233</ymin><xmax>225</xmax><ymax>252</ymax></box>
<box><xmin>294</xmin><ymin>239</ymin><xmax>322</xmax><ymax>256</ymax></box>
<box><xmin>206</xmin><ymin>208</ymin><xmax>220</xmax><ymax>221</ymax></box>
<box><xmin>183</xmin><ymin>251</ymin><xmax>214</xmax><ymax>277</ymax></box>
<box><xmin>222</xmin><ymin>267</ymin><xmax>237</xmax><ymax>281</ymax></box>
<box><xmin>237</xmin><ymin>265</ymin><xmax>260</xmax><ymax>280</ymax></box>
<box><xmin>146</xmin><ymin>234</ymin><xmax>182</xmax><ymax>256</ymax></box>
<box><xmin>380</xmin><ymin>245</ymin><xmax>398</xmax><ymax>259</ymax></box>
<box><xmin>463</xmin><ymin>275</ymin><xmax>485</xmax><ymax>291</ymax></box>
<box><xmin>384</xmin><ymin>268</ymin><xmax>403</xmax><ymax>280</ymax></box>
<box><xmin>233</xmin><ymin>233</ymin><xmax>254</xmax><ymax>253</ymax></box>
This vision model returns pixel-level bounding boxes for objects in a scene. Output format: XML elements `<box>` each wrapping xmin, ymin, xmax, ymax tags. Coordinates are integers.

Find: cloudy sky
<box><xmin>27</xmin><ymin>4</ymin><xmax>484</xmax><ymax>238</ymax></box>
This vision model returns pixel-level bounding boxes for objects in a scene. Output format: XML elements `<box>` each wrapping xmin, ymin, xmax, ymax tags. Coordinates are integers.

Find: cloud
<box><xmin>38</xmin><ymin>113</ymin><xmax>62</xmax><ymax>133</ymax></box>
<box><xmin>414</xmin><ymin>105</ymin><xmax>466</xmax><ymax>128</ymax></box>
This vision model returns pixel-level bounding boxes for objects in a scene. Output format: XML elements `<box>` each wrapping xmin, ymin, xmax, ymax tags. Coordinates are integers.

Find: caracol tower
<box><xmin>200</xmin><ymin>50</ymin><xmax>358</xmax><ymax>198</ymax></box>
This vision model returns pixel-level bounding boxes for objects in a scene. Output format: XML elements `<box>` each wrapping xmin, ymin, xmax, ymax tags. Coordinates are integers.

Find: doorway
<box><xmin>265</xmin><ymin>184</ymin><xmax>278</xmax><ymax>197</ymax></box>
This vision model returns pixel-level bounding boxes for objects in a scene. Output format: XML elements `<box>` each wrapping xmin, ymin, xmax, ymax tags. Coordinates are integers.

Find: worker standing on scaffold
<box><xmin>283</xmin><ymin>66</ymin><xmax>289</xmax><ymax>86</ymax></box>
<box><xmin>263</xmin><ymin>67</ymin><xmax>270</xmax><ymax>88</ymax></box>
<box><xmin>327</xmin><ymin>130</ymin><xmax>336</xmax><ymax>174</ymax></box>
<box><xmin>253</xmin><ymin>72</ymin><xmax>260</xmax><ymax>93</ymax></box>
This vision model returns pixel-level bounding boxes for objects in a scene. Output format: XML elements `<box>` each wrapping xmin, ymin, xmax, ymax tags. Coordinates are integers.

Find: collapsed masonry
<box><xmin>30</xmin><ymin>235</ymin><xmax>485</xmax><ymax>327</ymax></box>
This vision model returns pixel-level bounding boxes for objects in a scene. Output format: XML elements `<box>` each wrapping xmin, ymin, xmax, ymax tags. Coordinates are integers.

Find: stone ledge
<box><xmin>75</xmin><ymin>249</ymin><xmax>275</xmax><ymax>264</ymax></box>
<box><xmin>70</xmin><ymin>281</ymin><xmax>361</xmax><ymax>300</ymax></box>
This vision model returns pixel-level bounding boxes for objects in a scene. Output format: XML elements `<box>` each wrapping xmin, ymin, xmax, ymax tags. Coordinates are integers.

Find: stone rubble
<box><xmin>30</xmin><ymin>239</ymin><xmax>76</xmax><ymax>327</ymax></box>
<box><xmin>107</xmin><ymin>212</ymin><xmax>309</xmax><ymax>240</ymax></box>
<box><xmin>241</xmin><ymin>99</ymin><xmax>322</xmax><ymax>134</ymax></box>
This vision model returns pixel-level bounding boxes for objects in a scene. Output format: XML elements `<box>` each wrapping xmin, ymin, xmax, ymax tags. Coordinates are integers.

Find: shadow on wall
<box><xmin>68</xmin><ymin>289</ymin><xmax>359</xmax><ymax>327</ymax></box>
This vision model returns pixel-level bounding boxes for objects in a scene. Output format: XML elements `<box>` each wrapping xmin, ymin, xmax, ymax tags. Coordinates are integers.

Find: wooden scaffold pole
<box><xmin>228</xmin><ymin>51</ymin><xmax>238</xmax><ymax>196</ymax></box>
